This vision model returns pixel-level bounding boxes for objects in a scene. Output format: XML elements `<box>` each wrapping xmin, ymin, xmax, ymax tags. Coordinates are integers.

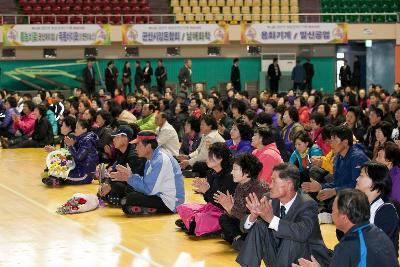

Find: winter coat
<box><xmin>13</xmin><ymin>112</ymin><xmax>36</xmax><ymax>137</ymax></box>
<box><xmin>289</xmin><ymin>144</ymin><xmax>323</xmax><ymax>172</ymax></box>
<box><xmin>225</xmin><ymin>139</ymin><xmax>253</xmax><ymax>156</ymax></box>
<box><xmin>252</xmin><ymin>143</ymin><xmax>284</xmax><ymax>184</ymax></box>
<box><xmin>67</xmin><ymin>131</ymin><xmax>99</xmax><ymax>183</ymax></box>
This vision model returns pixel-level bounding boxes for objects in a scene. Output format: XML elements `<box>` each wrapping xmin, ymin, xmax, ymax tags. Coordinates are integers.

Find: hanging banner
<box><xmin>2</xmin><ymin>24</ymin><xmax>111</xmax><ymax>46</ymax></box>
<box><xmin>122</xmin><ymin>24</ymin><xmax>229</xmax><ymax>45</ymax></box>
<box><xmin>241</xmin><ymin>23</ymin><xmax>348</xmax><ymax>44</ymax></box>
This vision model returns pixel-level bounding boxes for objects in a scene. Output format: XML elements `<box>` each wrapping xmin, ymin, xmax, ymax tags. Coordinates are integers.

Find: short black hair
<box><xmin>331</xmin><ymin>125</ymin><xmax>353</xmax><ymax>146</ymax></box>
<box><xmin>77</xmin><ymin>119</ymin><xmax>91</xmax><ymax>131</ymax></box>
<box><xmin>212</xmin><ymin>104</ymin><xmax>224</xmax><ymax>113</ymax></box>
<box><xmin>5</xmin><ymin>96</ymin><xmax>17</xmax><ymax>108</ymax></box>
<box><xmin>370</xmin><ymin>107</ymin><xmax>383</xmax><ymax>119</ymax></box>
<box><xmin>233</xmin><ymin>153</ymin><xmax>263</xmax><ymax>180</ymax></box>
<box><xmin>201</xmin><ymin>115</ymin><xmax>218</xmax><ymax>130</ymax></box>
<box><xmin>272</xmin><ymin>163</ymin><xmax>300</xmax><ymax>189</ymax></box>
<box><xmin>63</xmin><ymin>116</ymin><xmax>77</xmax><ymax>132</ymax></box>
<box><xmin>36</xmin><ymin>104</ymin><xmax>47</xmax><ymax>117</ymax></box>
<box><xmin>244</xmin><ymin>109</ymin><xmax>256</xmax><ymax>121</ymax></box>
<box><xmin>186</xmin><ymin>116</ymin><xmax>201</xmax><ymax>133</ymax></box>
<box><xmin>208</xmin><ymin>142</ymin><xmax>232</xmax><ymax>170</ymax></box>
<box><xmin>361</xmin><ymin>161</ymin><xmax>392</xmax><ymax>196</ymax></box>
<box><xmin>266</xmin><ymin>99</ymin><xmax>277</xmax><ymax>109</ymax></box>
<box><xmin>24</xmin><ymin>100</ymin><xmax>36</xmax><ymax>112</ymax></box>
<box><xmin>375</xmin><ymin>121</ymin><xmax>393</xmax><ymax>140</ymax></box>
<box><xmin>255</xmin><ymin>127</ymin><xmax>275</xmax><ymax>146</ymax></box>
<box><xmin>318</xmin><ymin>103</ymin><xmax>331</xmax><ymax>116</ymax></box>
<box><xmin>233</xmin><ymin>58</ymin><xmax>239</xmax><ymax>64</ymax></box>
<box><xmin>286</xmin><ymin>106</ymin><xmax>299</xmax><ymax>122</ymax></box>
<box><xmin>321</xmin><ymin>124</ymin><xmax>334</xmax><ymax>141</ymax></box>
<box><xmin>293</xmin><ymin>130</ymin><xmax>314</xmax><ymax>148</ymax></box>
<box><xmin>380</xmin><ymin>141</ymin><xmax>400</xmax><ymax>166</ymax></box>
<box><xmin>311</xmin><ymin>113</ymin><xmax>325</xmax><ymax>127</ymax></box>
<box><xmin>233</xmin><ymin>120</ymin><xmax>253</xmax><ymax>141</ymax></box>
<box><xmin>147</xmin><ymin>103</ymin><xmax>156</xmax><ymax>113</ymax></box>
<box><xmin>347</xmin><ymin>106</ymin><xmax>361</xmax><ymax>119</ymax></box>
<box><xmin>107</xmin><ymin>60</ymin><xmax>114</xmax><ymax>66</ymax></box>
<box><xmin>336</xmin><ymin>189</ymin><xmax>370</xmax><ymax>225</ymax></box>
<box><xmin>231</xmin><ymin>100</ymin><xmax>247</xmax><ymax>115</ymax></box>
<box><xmin>141</xmin><ymin>139</ymin><xmax>158</xmax><ymax>150</ymax></box>
<box><xmin>191</xmin><ymin>98</ymin><xmax>201</xmax><ymax>108</ymax></box>
<box><xmin>255</xmin><ymin>112</ymin><xmax>272</xmax><ymax>126</ymax></box>
<box><xmin>295</xmin><ymin>96</ymin><xmax>307</xmax><ymax>107</ymax></box>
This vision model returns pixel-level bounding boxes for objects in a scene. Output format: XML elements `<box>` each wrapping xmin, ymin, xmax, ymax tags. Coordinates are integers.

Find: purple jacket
<box><xmin>390</xmin><ymin>166</ymin><xmax>400</xmax><ymax>203</ymax></box>
<box><xmin>0</xmin><ymin>108</ymin><xmax>19</xmax><ymax>134</ymax></box>
<box><xmin>67</xmin><ymin>131</ymin><xmax>99</xmax><ymax>184</ymax></box>
<box><xmin>225</xmin><ymin>139</ymin><xmax>253</xmax><ymax>156</ymax></box>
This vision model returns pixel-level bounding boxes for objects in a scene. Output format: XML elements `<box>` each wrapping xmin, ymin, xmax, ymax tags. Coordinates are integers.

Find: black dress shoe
<box><xmin>175</xmin><ymin>219</ymin><xmax>187</xmax><ymax>230</ymax></box>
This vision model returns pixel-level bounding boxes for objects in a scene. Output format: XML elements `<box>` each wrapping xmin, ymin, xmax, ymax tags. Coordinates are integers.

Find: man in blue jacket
<box><xmin>302</xmin><ymin>125</ymin><xmax>369</xmax><ymax>210</ymax></box>
<box><xmin>110</xmin><ymin>130</ymin><xmax>185</xmax><ymax>214</ymax></box>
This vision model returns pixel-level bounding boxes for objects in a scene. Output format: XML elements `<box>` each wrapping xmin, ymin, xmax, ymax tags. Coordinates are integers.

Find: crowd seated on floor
<box><xmin>1</xmin><ymin>61</ymin><xmax>400</xmax><ymax>266</ymax></box>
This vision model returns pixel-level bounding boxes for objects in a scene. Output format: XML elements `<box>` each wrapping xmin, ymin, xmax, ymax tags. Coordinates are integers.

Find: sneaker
<box><xmin>126</xmin><ymin>206</ymin><xmax>157</xmax><ymax>215</ymax></box>
<box><xmin>318</xmin><ymin>212</ymin><xmax>333</xmax><ymax>224</ymax></box>
<box><xmin>175</xmin><ymin>219</ymin><xmax>187</xmax><ymax>230</ymax></box>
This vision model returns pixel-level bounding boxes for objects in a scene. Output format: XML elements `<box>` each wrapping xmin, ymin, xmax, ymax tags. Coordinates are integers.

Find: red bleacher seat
<box><xmin>47</xmin><ymin>0</ymin><xmax>57</xmax><ymax>5</ymax></box>
<box><xmin>43</xmin><ymin>16</ymin><xmax>56</xmax><ymax>24</ymax></box>
<box><xmin>102</xmin><ymin>5</ymin><xmax>111</xmax><ymax>14</ymax></box>
<box><xmin>61</xmin><ymin>6</ymin><xmax>70</xmax><ymax>13</ymax></box>
<box><xmin>70</xmin><ymin>16</ymin><xmax>83</xmax><ymax>23</ymax></box>
<box><xmin>52</xmin><ymin>5</ymin><xmax>61</xmax><ymax>13</ymax></box>
<box><xmin>57</xmin><ymin>0</ymin><xmax>66</xmax><ymax>4</ymax></box>
<box><xmin>33</xmin><ymin>5</ymin><xmax>42</xmax><ymax>13</ymax></box>
<box><xmin>95</xmin><ymin>16</ymin><xmax>107</xmax><ymax>24</ymax></box>
<box><xmin>110</xmin><ymin>16</ymin><xmax>121</xmax><ymax>24</ymax></box>
<box><xmin>122</xmin><ymin>6</ymin><xmax>131</xmax><ymax>14</ymax></box>
<box><xmin>23</xmin><ymin>5</ymin><xmax>33</xmax><ymax>14</ymax></box>
<box><xmin>92</xmin><ymin>5</ymin><xmax>101</xmax><ymax>13</ymax></box>
<box><xmin>84</xmin><ymin>16</ymin><xmax>95</xmax><ymax>23</ymax></box>
<box><xmin>113</xmin><ymin>6</ymin><xmax>121</xmax><ymax>14</ymax></box>
<box><xmin>73</xmin><ymin>5</ymin><xmax>82</xmax><ymax>14</ymax></box>
<box><xmin>55</xmin><ymin>15</ymin><xmax>67</xmax><ymax>23</ymax></box>
<box><xmin>42</xmin><ymin>5</ymin><xmax>52</xmax><ymax>14</ymax></box>
<box><xmin>37</xmin><ymin>0</ymin><xmax>46</xmax><ymax>4</ymax></box>
<box><xmin>82</xmin><ymin>5</ymin><xmax>91</xmax><ymax>14</ymax></box>
<box><xmin>65</xmin><ymin>0</ymin><xmax>74</xmax><ymax>4</ymax></box>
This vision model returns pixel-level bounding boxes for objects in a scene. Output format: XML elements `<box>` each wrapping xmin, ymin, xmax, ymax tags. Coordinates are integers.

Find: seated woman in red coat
<box><xmin>251</xmin><ymin>127</ymin><xmax>283</xmax><ymax>184</ymax></box>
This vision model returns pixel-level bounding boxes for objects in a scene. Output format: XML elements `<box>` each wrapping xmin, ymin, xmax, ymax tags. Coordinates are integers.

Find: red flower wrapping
<box><xmin>229</xmin><ymin>145</ymin><xmax>237</xmax><ymax>150</ymax></box>
<box><xmin>78</xmin><ymin>198</ymin><xmax>87</xmax><ymax>205</ymax></box>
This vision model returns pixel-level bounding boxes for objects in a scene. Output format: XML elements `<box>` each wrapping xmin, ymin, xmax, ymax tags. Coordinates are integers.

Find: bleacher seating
<box><xmin>17</xmin><ymin>0</ymin><xmax>154</xmax><ymax>24</ymax></box>
<box><xmin>172</xmin><ymin>0</ymin><xmax>300</xmax><ymax>23</ymax></box>
<box><xmin>321</xmin><ymin>0</ymin><xmax>399</xmax><ymax>23</ymax></box>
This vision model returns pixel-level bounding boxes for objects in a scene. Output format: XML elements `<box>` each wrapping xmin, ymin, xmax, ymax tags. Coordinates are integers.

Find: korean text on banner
<box><xmin>122</xmin><ymin>24</ymin><xmax>229</xmax><ymax>45</ymax></box>
<box><xmin>241</xmin><ymin>23</ymin><xmax>348</xmax><ymax>44</ymax></box>
<box><xmin>3</xmin><ymin>24</ymin><xmax>111</xmax><ymax>46</ymax></box>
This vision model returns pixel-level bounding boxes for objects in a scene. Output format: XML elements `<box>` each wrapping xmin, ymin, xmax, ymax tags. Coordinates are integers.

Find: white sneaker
<box><xmin>318</xmin><ymin>212</ymin><xmax>333</xmax><ymax>224</ymax></box>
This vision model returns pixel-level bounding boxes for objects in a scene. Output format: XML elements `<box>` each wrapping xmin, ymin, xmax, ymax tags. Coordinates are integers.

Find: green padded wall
<box><xmin>0</xmin><ymin>57</ymin><xmax>335</xmax><ymax>93</ymax></box>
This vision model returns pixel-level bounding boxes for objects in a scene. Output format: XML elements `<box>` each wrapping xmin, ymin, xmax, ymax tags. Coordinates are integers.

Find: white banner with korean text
<box><xmin>241</xmin><ymin>23</ymin><xmax>348</xmax><ymax>44</ymax></box>
<box><xmin>122</xmin><ymin>24</ymin><xmax>229</xmax><ymax>45</ymax></box>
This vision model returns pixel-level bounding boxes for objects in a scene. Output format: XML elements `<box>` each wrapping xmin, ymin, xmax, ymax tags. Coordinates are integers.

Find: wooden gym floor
<box><xmin>0</xmin><ymin>148</ymin><xmax>339</xmax><ymax>267</ymax></box>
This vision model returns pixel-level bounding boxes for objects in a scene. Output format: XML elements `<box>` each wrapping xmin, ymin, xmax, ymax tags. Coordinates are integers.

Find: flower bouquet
<box><xmin>46</xmin><ymin>148</ymin><xmax>75</xmax><ymax>179</ymax></box>
<box><xmin>56</xmin><ymin>193</ymin><xmax>99</xmax><ymax>215</ymax></box>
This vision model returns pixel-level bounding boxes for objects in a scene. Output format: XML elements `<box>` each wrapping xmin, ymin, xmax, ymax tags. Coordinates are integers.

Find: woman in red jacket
<box><xmin>294</xmin><ymin>96</ymin><xmax>310</xmax><ymax>124</ymax></box>
<box><xmin>251</xmin><ymin>127</ymin><xmax>283</xmax><ymax>184</ymax></box>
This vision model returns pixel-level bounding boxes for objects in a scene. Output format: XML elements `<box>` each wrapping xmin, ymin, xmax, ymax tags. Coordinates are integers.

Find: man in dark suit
<box><xmin>352</xmin><ymin>55</ymin><xmax>361</xmax><ymax>89</ymax></box>
<box><xmin>231</xmin><ymin>58</ymin><xmax>241</xmax><ymax>91</ymax></box>
<box><xmin>134</xmin><ymin>61</ymin><xmax>144</xmax><ymax>91</ymax></box>
<box><xmin>105</xmin><ymin>60</ymin><xmax>116</xmax><ymax>97</ymax></box>
<box><xmin>236</xmin><ymin>163</ymin><xmax>331</xmax><ymax>267</ymax></box>
<box><xmin>267</xmin><ymin>58</ymin><xmax>281</xmax><ymax>94</ymax></box>
<box><xmin>178</xmin><ymin>59</ymin><xmax>192</xmax><ymax>92</ymax></box>
<box><xmin>82</xmin><ymin>58</ymin><xmax>96</xmax><ymax>98</ymax></box>
<box><xmin>155</xmin><ymin>59</ymin><xmax>167</xmax><ymax>94</ymax></box>
<box><xmin>303</xmin><ymin>58</ymin><xmax>314</xmax><ymax>92</ymax></box>
<box><xmin>339</xmin><ymin>59</ymin><xmax>352</xmax><ymax>88</ymax></box>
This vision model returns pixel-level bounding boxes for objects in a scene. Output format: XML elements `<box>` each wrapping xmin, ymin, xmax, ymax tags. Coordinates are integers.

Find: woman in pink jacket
<box><xmin>251</xmin><ymin>127</ymin><xmax>283</xmax><ymax>184</ymax></box>
<box><xmin>12</xmin><ymin>100</ymin><xmax>36</xmax><ymax>137</ymax></box>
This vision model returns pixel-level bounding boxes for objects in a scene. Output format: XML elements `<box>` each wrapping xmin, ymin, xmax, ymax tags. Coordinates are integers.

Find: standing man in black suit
<box><xmin>267</xmin><ymin>58</ymin><xmax>281</xmax><ymax>94</ymax></box>
<box><xmin>155</xmin><ymin>59</ymin><xmax>167</xmax><ymax>94</ymax></box>
<box><xmin>178</xmin><ymin>59</ymin><xmax>192</xmax><ymax>93</ymax></box>
<box><xmin>236</xmin><ymin>163</ymin><xmax>331</xmax><ymax>267</ymax></box>
<box><xmin>339</xmin><ymin>59</ymin><xmax>352</xmax><ymax>88</ymax></box>
<box><xmin>105</xmin><ymin>60</ymin><xmax>116</xmax><ymax>97</ymax></box>
<box><xmin>231</xmin><ymin>58</ymin><xmax>241</xmax><ymax>91</ymax></box>
<box><xmin>352</xmin><ymin>55</ymin><xmax>361</xmax><ymax>89</ymax></box>
<box><xmin>134</xmin><ymin>61</ymin><xmax>144</xmax><ymax>91</ymax></box>
<box><xmin>303</xmin><ymin>58</ymin><xmax>315</xmax><ymax>92</ymax></box>
<box><xmin>82</xmin><ymin>58</ymin><xmax>96</xmax><ymax>98</ymax></box>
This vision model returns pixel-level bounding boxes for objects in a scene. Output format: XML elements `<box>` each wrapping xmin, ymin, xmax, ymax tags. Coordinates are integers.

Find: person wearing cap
<box><xmin>155</xmin><ymin>112</ymin><xmax>180</xmax><ymax>157</ymax></box>
<box><xmin>110</xmin><ymin>130</ymin><xmax>185</xmax><ymax>214</ymax></box>
<box><xmin>98</xmin><ymin>125</ymin><xmax>147</xmax><ymax>206</ymax></box>
<box><xmin>136</xmin><ymin>103</ymin><xmax>157</xmax><ymax>132</ymax></box>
